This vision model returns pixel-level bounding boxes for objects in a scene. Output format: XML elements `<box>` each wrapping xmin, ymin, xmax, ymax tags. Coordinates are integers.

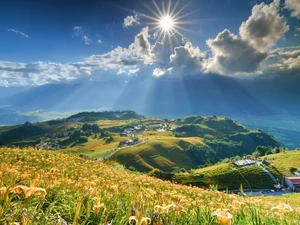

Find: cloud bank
<box><xmin>0</xmin><ymin>0</ymin><xmax>299</xmax><ymax>87</ymax></box>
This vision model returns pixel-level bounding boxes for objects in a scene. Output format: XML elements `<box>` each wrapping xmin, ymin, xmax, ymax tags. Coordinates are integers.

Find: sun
<box><xmin>122</xmin><ymin>0</ymin><xmax>197</xmax><ymax>42</ymax></box>
<box><xmin>140</xmin><ymin>0</ymin><xmax>196</xmax><ymax>40</ymax></box>
<box><xmin>160</xmin><ymin>15</ymin><xmax>174</xmax><ymax>31</ymax></box>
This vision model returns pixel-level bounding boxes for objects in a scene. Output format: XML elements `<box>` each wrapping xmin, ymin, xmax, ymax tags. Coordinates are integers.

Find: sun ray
<box><xmin>170</xmin><ymin>1</ymin><xmax>179</xmax><ymax>17</ymax></box>
<box><xmin>161</xmin><ymin>0</ymin><xmax>167</xmax><ymax>16</ymax></box>
<box><xmin>167</xmin><ymin>0</ymin><xmax>172</xmax><ymax>16</ymax></box>
<box><xmin>174</xmin><ymin>20</ymin><xmax>200</xmax><ymax>25</ymax></box>
<box><xmin>172</xmin><ymin>1</ymin><xmax>192</xmax><ymax>18</ymax></box>
<box><xmin>175</xmin><ymin>10</ymin><xmax>199</xmax><ymax>21</ymax></box>
<box><xmin>172</xmin><ymin>25</ymin><xmax>195</xmax><ymax>33</ymax></box>
<box><xmin>156</xmin><ymin>29</ymin><xmax>166</xmax><ymax>41</ymax></box>
<box><xmin>152</xmin><ymin>0</ymin><xmax>164</xmax><ymax>18</ymax></box>
<box><xmin>148</xmin><ymin>25</ymin><xmax>162</xmax><ymax>32</ymax></box>
<box><xmin>143</xmin><ymin>4</ymin><xmax>162</xmax><ymax>21</ymax></box>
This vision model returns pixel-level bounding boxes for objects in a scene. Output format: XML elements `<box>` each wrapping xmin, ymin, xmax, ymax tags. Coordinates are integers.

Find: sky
<box><xmin>0</xmin><ymin>0</ymin><xmax>299</xmax><ymax>87</ymax></box>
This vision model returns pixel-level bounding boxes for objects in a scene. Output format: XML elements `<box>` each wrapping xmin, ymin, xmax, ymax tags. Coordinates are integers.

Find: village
<box><xmin>234</xmin><ymin>158</ymin><xmax>300</xmax><ymax>194</ymax></box>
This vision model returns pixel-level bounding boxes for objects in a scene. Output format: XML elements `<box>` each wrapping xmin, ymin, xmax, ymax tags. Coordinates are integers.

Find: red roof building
<box><xmin>285</xmin><ymin>177</ymin><xmax>300</xmax><ymax>189</ymax></box>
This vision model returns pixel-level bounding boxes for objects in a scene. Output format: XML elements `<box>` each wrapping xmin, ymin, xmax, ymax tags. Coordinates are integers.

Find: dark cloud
<box><xmin>240</xmin><ymin>0</ymin><xmax>289</xmax><ymax>51</ymax></box>
<box><xmin>205</xmin><ymin>29</ymin><xmax>267</xmax><ymax>75</ymax></box>
<box><xmin>169</xmin><ymin>42</ymin><xmax>204</xmax><ymax>76</ymax></box>
<box><xmin>153</xmin><ymin>33</ymin><xmax>186</xmax><ymax>68</ymax></box>
<box><xmin>131</xmin><ymin>27</ymin><xmax>153</xmax><ymax>64</ymax></box>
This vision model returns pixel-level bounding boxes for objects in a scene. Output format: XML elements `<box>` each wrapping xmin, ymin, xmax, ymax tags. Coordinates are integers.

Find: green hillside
<box><xmin>111</xmin><ymin>116</ymin><xmax>280</xmax><ymax>172</ymax></box>
<box><xmin>259</xmin><ymin>150</ymin><xmax>300</xmax><ymax>179</ymax></box>
<box><xmin>171</xmin><ymin>149</ymin><xmax>300</xmax><ymax>190</ymax></box>
<box><xmin>0</xmin><ymin>111</ymin><xmax>141</xmax><ymax>148</ymax></box>
<box><xmin>0</xmin><ymin>112</ymin><xmax>280</xmax><ymax>173</ymax></box>
<box><xmin>67</xmin><ymin>110</ymin><xmax>144</xmax><ymax>122</ymax></box>
<box><xmin>111</xmin><ymin>135</ymin><xmax>199</xmax><ymax>172</ymax></box>
<box><xmin>173</xmin><ymin>162</ymin><xmax>276</xmax><ymax>190</ymax></box>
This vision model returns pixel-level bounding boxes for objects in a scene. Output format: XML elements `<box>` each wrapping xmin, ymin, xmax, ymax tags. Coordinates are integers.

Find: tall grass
<box><xmin>0</xmin><ymin>147</ymin><xmax>299</xmax><ymax>225</ymax></box>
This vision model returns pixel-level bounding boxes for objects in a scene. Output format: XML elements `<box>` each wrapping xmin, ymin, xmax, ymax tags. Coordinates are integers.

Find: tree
<box><xmin>255</xmin><ymin>146</ymin><xmax>272</xmax><ymax>156</ymax></box>
<box><xmin>106</xmin><ymin>136</ymin><xmax>114</xmax><ymax>144</ymax></box>
<box><xmin>91</xmin><ymin>124</ymin><xmax>101</xmax><ymax>133</ymax></box>
<box><xmin>81</xmin><ymin>123</ymin><xmax>91</xmax><ymax>131</ymax></box>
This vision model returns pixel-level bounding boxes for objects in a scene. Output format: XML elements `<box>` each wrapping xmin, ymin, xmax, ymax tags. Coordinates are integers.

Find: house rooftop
<box><xmin>286</xmin><ymin>177</ymin><xmax>300</xmax><ymax>185</ymax></box>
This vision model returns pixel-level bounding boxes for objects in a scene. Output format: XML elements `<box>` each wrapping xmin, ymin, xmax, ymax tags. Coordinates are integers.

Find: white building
<box><xmin>234</xmin><ymin>159</ymin><xmax>256</xmax><ymax>167</ymax></box>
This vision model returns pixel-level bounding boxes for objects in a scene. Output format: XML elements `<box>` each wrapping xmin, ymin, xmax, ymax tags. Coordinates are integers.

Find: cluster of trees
<box><xmin>81</xmin><ymin>123</ymin><xmax>101</xmax><ymax>133</ymax></box>
<box><xmin>252</xmin><ymin>146</ymin><xmax>286</xmax><ymax>157</ymax></box>
<box><xmin>218</xmin><ymin>146</ymin><xmax>288</xmax><ymax>164</ymax></box>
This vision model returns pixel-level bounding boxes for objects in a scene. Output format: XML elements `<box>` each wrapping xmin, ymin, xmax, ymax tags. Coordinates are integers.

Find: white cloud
<box><xmin>0</xmin><ymin>61</ymin><xmax>82</xmax><ymax>86</ymax></box>
<box><xmin>123</xmin><ymin>15</ymin><xmax>139</xmax><ymax>28</ymax></box>
<box><xmin>263</xmin><ymin>46</ymin><xmax>300</xmax><ymax>73</ymax></box>
<box><xmin>0</xmin><ymin>26</ymin><xmax>158</xmax><ymax>86</ymax></box>
<box><xmin>205</xmin><ymin>29</ymin><xmax>267</xmax><ymax>75</ymax></box>
<box><xmin>130</xmin><ymin>26</ymin><xmax>154</xmax><ymax>64</ymax></box>
<box><xmin>240</xmin><ymin>0</ymin><xmax>289</xmax><ymax>51</ymax></box>
<box><xmin>152</xmin><ymin>68</ymin><xmax>166</xmax><ymax>77</ymax></box>
<box><xmin>117</xmin><ymin>69</ymin><xmax>125</xmax><ymax>75</ymax></box>
<box><xmin>285</xmin><ymin>0</ymin><xmax>300</xmax><ymax>19</ymax></box>
<box><xmin>1</xmin><ymin>1</ymin><xmax>298</xmax><ymax>87</ymax></box>
<box><xmin>82</xmin><ymin>35</ymin><xmax>92</xmax><ymax>45</ymax></box>
<box><xmin>73</xmin><ymin>26</ymin><xmax>93</xmax><ymax>45</ymax></box>
<box><xmin>73</xmin><ymin>26</ymin><xmax>82</xmax><ymax>36</ymax></box>
<box><xmin>7</xmin><ymin>29</ymin><xmax>29</xmax><ymax>38</ymax></box>
<box><xmin>128</xmin><ymin>68</ymin><xmax>140</xmax><ymax>75</ymax></box>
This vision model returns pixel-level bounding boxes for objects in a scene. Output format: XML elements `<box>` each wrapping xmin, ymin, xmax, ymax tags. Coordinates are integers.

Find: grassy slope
<box><xmin>173</xmin><ymin>163</ymin><xmax>276</xmax><ymax>190</ymax></box>
<box><xmin>173</xmin><ymin>150</ymin><xmax>300</xmax><ymax>190</ymax></box>
<box><xmin>0</xmin><ymin>121</ymin><xmax>81</xmax><ymax>145</ymax></box>
<box><xmin>262</xmin><ymin>150</ymin><xmax>300</xmax><ymax>178</ymax></box>
<box><xmin>112</xmin><ymin>116</ymin><xmax>279</xmax><ymax>172</ymax></box>
<box><xmin>0</xmin><ymin>148</ymin><xmax>299</xmax><ymax>225</ymax></box>
<box><xmin>0</xmin><ymin>113</ymin><xmax>281</xmax><ymax>174</ymax></box>
<box><xmin>111</xmin><ymin>131</ymin><xmax>204</xmax><ymax>172</ymax></box>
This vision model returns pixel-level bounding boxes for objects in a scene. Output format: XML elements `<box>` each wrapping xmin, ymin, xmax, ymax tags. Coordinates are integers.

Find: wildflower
<box><xmin>0</xmin><ymin>187</ymin><xmax>8</xmax><ymax>196</ymax></box>
<box><xmin>129</xmin><ymin>216</ymin><xmax>151</xmax><ymax>225</ymax></box>
<box><xmin>92</xmin><ymin>203</ymin><xmax>105</xmax><ymax>212</ymax></box>
<box><xmin>12</xmin><ymin>185</ymin><xmax>27</xmax><ymax>194</ymax></box>
<box><xmin>154</xmin><ymin>204</ymin><xmax>176</xmax><ymax>214</ymax></box>
<box><xmin>272</xmin><ymin>203</ymin><xmax>293</xmax><ymax>216</ymax></box>
<box><xmin>12</xmin><ymin>185</ymin><xmax>47</xmax><ymax>198</ymax></box>
<box><xmin>212</xmin><ymin>209</ymin><xmax>233</xmax><ymax>225</ymax></box>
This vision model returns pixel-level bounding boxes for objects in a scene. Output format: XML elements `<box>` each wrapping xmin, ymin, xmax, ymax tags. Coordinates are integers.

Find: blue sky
<box><xmin>0</xmin><ymin>0</ymin><xmax>299</xmax><ymax>87</ymax></box>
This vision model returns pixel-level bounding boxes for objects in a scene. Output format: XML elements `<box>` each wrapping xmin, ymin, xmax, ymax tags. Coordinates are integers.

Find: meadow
<box><xmin>0</xmin><ymin>147</ymin><xmax>299</xmax><ymax>225</ymax></box>
<box><xmin>173</xmin><ymin>163</ymin><xmax>276</xmax><ymax>190</ymax></box>
<box><xmin>262</xmin><ymin>150</ymin><xmax>300</xmax><ymax>178</ymax></box>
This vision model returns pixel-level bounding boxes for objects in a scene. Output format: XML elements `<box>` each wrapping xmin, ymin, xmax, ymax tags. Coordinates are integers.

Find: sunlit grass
<box><xmin>262</xmin><ymin>150</ymin><xmax>300</xmax><ymax>176</ymax></box>
<box><xmin>0</xmin><ymin>147</ymin><xmax>299</xmax><ymax>224</ymax></box>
